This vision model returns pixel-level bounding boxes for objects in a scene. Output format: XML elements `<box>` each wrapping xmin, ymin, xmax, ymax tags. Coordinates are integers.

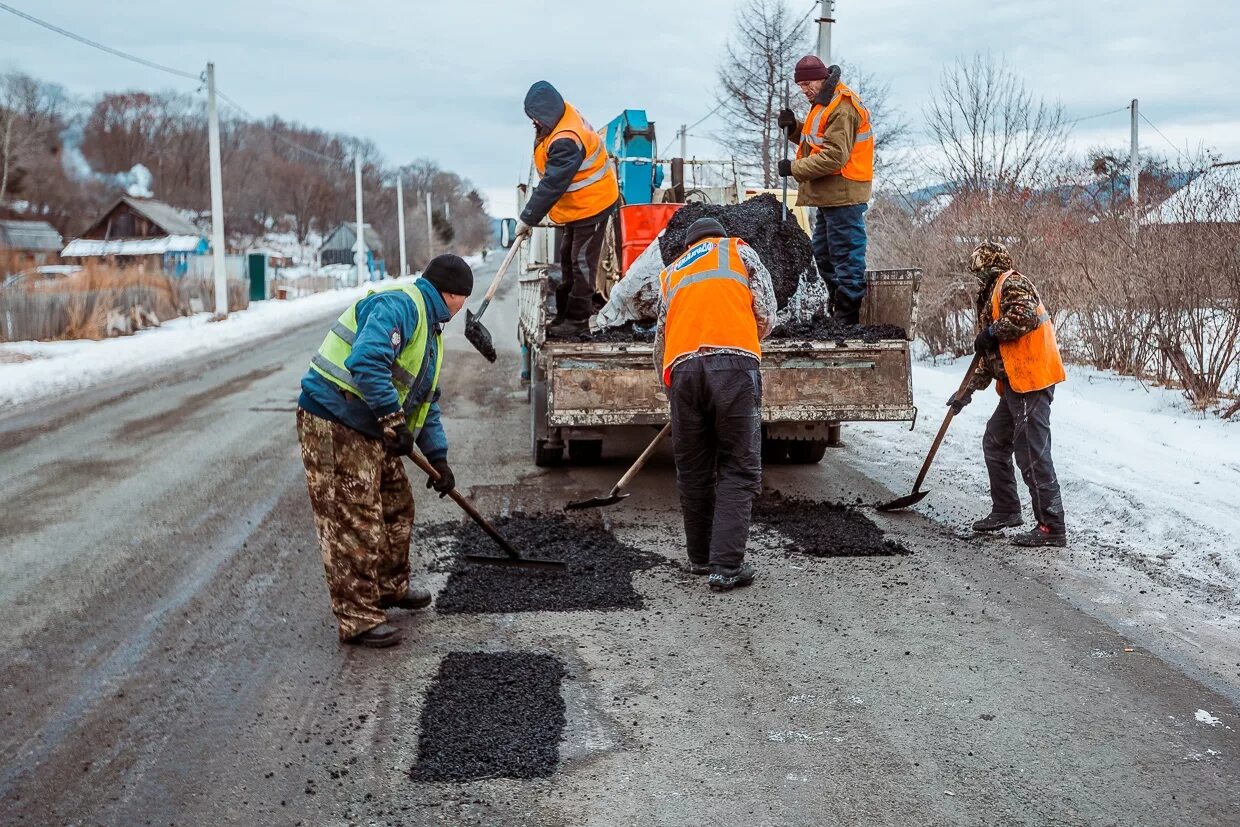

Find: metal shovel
<box><xmin>406</xmin><ymin>449</ymin><xmax>565</xmax><ymax>570</ymax></box>
<box><xmin>876</xmin><ymin>354</ymin><xmax>982</xmax><ymax>512</ymax></box>
<box><xmin>463</xmin><ymin>233</ymin><xmax>525</xmax><ymax>363</ymax></box>
<box><xmin>565</xmin><ymin>423</ymin><xmax>671</xmax><ymax>510</ymax></box>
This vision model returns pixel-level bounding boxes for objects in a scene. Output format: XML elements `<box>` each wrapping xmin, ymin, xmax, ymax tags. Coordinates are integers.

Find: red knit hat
<box><xmin>794</xmin><ymin>55</ymin><xmax>829</xmax><ymax>82</ymax></box>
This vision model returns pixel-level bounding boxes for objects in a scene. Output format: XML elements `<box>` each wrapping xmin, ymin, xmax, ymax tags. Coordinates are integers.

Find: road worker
<box><xmin>948</xmin><ymin>242</ymin><xmax>1068</xmax><ymax>547</ymax></box>
<box><xmin>516</xmin><ymin>81</ymin><xmax>620</xmax><ymax>338</ymax></box>
<box><xmin>653</xmin><ymin>217</ymin><xmax>777</xmax><ymax>591</ymax></box>
<box><xmin>777</xmin><ymin>56</ymin><xmax>874</xmax><ymax>324</ymax></box>
<box><xmin>295</xmin><ymin>255</ymin><xmax>474</xmax><ymax>647</ymax></box>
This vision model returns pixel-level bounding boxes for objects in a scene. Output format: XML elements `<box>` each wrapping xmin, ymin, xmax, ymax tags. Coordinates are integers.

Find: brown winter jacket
<box><xmin>786</xmin><ymin>81</ymin><xmax>873</xmax><ymax>208</ymax></box>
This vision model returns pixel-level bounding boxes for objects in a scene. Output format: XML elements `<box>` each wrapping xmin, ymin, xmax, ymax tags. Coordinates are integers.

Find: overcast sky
<box><xmin>2</xmin><ymin>0</ymin><xmax>1237</xmax><ymax>217</ymax></box>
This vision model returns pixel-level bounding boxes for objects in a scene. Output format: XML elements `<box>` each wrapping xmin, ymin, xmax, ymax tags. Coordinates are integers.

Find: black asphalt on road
<box><xmin>1</xmin><ymin>260</ymin><xmax>1237</xmax><ymax>826</ymax></box>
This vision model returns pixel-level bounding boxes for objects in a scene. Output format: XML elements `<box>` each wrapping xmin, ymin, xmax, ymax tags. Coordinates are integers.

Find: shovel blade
<box><xmin>464</xmin><ymin>309</ymin><xmax>497</xmax><ymax>363</ymax></box>
<box><xmin>564</xmin><ymin>492</ymin><xmax>629</xmax><ymax>511</ymax></box>
<box><xmin>875</xmin><ymin>489</ymin><xmax>930</xmax><ymax>512</ymax></box>
<box><xmin>462</xmin><ymin>553</ymin><xmax>566</xmax><ymax>571</ymax></box>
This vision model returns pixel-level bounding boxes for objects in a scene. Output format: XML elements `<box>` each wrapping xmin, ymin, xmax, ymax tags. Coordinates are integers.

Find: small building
<box><xmin>319</xmin><ymin>222</ymin><xmax>385</xmax><ymax>275</ymax></box>
<box><xmin>1146</xmin><ymin>161</ymin><xmax>1240</xmax><ymax>226</ymax></box>
<box><xmin>61</xmin><ymin>196</ymin><xmax>208</xmax><ymax>276</ymax></box>
<box><xmin>0</xmin><ymin>219</ymin><xmax>64</xmax><ymax>272</ymax></box>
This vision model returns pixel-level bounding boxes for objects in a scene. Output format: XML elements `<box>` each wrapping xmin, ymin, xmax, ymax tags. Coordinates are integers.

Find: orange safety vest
<box><xmin>533</xmin><ymin>102</ymin><xmax>619</xmax><ymax>224</ymax></box>
<box><xmin>795</xmin><ymin>82</ymin><xmax>874</xmax><ymax>182</ymax></box>
<box><xmin>990</xmin><ymin>271</ymin><xmax>1066</xmax><ymax>393</ymax></box>
<box><xmin>659</xmin><ymin>237</ymin><xmax>761</xmax><ymax>386</ymax></box>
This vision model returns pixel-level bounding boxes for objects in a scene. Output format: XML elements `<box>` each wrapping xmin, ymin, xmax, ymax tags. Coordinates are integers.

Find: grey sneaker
<box><xmin>708</xmin><ymin>562</ymin><xmax>756</xmax><ymax>592</ymax></box>
<box><xmin>971</xmin><ymin>512</ymin><xmax>1023</xmax><ymax>532</ymax></box>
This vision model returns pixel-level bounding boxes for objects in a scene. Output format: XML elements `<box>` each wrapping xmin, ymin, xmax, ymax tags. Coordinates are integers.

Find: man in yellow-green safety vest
<box><xmin>296</xmin><ymin>254</ymin><xmax>474</xmax><ymax>648</ymax></box>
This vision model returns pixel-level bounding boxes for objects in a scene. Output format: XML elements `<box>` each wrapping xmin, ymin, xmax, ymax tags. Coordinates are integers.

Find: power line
<box><xmin>1139</xmin><ymin>111</ymin><xmax>1193</xmax><ymax>165</ymax></box>
<box><xmin>0</xmin><ymin>2</ymin><xmax>200</xmax><ymax>81</ymax></box>
<box><xmin>1068</xmin><ymin>105</ymin><xmax>1130</xmax><ymax>125</ymax></box>
<box><xmin>214</xmin><ymin>90</ymin><xmax>347</xmax><ymax>164</ymax></box>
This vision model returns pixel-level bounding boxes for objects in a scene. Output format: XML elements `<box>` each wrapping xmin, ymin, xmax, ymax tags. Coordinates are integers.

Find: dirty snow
<box><xmin>840</xmin><ymin>357</ymin><xmax>1240</xmax><ymax>596</ymax></box>
<box><xmin>1196</xmin><ymin>709</ymin><xmax>1222</xmax><ymax>727</ymax></box>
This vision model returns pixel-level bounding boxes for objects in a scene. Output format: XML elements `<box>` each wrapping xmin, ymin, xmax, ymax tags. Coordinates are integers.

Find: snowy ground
<box><xmin>0</xmin><ymin>278</ymin><xmax>411</xmax><ymax>409</ymax></box>
<box><xmin>843</xmin><ymin>356</ymin><xmax>1240</xmax><ymax>600</ymax></box>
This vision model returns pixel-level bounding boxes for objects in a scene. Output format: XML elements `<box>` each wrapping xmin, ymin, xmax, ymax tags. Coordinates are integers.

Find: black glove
<box><xmin>378</xmin><ymin>411</ymin><xmax>413</xmax><ymax>457</ymax></box>
<box><xmin>947</xmin><ymin>390</ymin><xmax>974</xmax><ymax>415</ymax></box>
<box><xmin>973</xmin><ymin>326</ymin><xmax>998</xmax><ymax>353</ymax></box>
<box><xmin>426</xmin><ymin>459</ymin><xmax>454</xmax><ymax>498</ymax></box>
<box><xmin>777</xmin><ymin>108</ymin><xmax>797</xmax><ymax>136</ymax></box>
<box><xmin>777</xmin><ymin>159</ymin><xmax>793</xmax><ymax>178</ymax></box>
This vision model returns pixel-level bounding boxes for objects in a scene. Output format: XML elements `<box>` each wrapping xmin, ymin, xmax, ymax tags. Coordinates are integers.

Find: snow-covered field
<box><xmin>846</xmin><ymin>357</ymin><xmax>1240</xmax><ymax>597</ymax></box>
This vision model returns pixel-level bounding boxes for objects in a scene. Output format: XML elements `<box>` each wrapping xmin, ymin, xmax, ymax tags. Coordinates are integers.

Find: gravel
<box><xmin>769</xmin><ymin>316</ymin><xmax>907</xmax><ymax>344</ymax></box>
<box><xmin>753</xmin><ymin>491</ymin><xmax>911</xmax><ymax>557</ymax></box>
<box><xmin>546</xmin><ymin>321</ymin><xmax>656</xmax><ymax>343</ymax></box>
<box><xmin>420</xmin><ymin>514</ymin><xmax>667</xmax><ymax>614</ymax></box>
<box><xmin>409</xmin><ymin>652</ymin><xmax>566</xmax><ymax>783</ymax></box>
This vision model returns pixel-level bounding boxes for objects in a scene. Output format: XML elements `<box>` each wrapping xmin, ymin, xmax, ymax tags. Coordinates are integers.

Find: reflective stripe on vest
<box><xmin>659</xmin><ymin>238</ymin><xmax>761</xmax><ymax>387</ymax></box>
<box><xmin>308</xmin><ymin>283</ymin><xmax>443</xmax><ymax>434</ymax></box>
<box><xmin>989</xmin><ymin>271</ymin><xmax>1066</xmax><ymax>394</ymax></box>
<box><xmin>795</xmin><ymin>82</ymin><xmax>875</xmax><ymax>183</ymax></box>
<box><xmin>534</xmin><ymin>102</ymin><xmax>619</xmax><ymax>224</ymax></box>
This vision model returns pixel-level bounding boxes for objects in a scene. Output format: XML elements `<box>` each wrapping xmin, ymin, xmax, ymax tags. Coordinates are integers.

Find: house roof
<box><xmin>320</xmin><ymin>222</ymin><xmax>384</xmax><ymax>253</ymax></box>
<box><xmin>0</xmin><ymin>219</ymin><xmax>64</xmax><ymax>252</ymax></box>
<box><xmin>1147</xmin><ymin>162</ymin><xmax>1240</xmax><ymax>224</ymax></box>
<box><xmin>89</xmin><ymin>195</ymin><xmax>202</xmax><ymax>237</ymax></box>
<box><xmin>62</xmin><ymin>235</ymin><xmax>206</xmax><ymax>257</ymax></box>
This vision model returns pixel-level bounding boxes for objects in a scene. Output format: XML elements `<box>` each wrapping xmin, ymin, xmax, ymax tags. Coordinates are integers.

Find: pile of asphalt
<box><xmin>420</xmin><ymin>513</ymin><xmax>666</xmax><ymax>614</ymax></box>
<box><xmin>410</xmin><ymin>652</ymin><xmax>566</xmax><ymax>783</ymax></box>
<box><xmin>658</xmin><ymin>193</ymin><xmax>813</xmax><ymax>309</ymax></box>
<box><xmin>769</xmin><ymin>316</ymin><xmax>907</xmax><ymax>344</ymax></box>
<box><xmin>753</xmin><ymin>491</ymin><xmax>910</xmax><ymax>557</ymax></box>
<box><xmin>546</xmin><ymin>321</ymin><xmax>656</xmax><ymax>343</ymax></box>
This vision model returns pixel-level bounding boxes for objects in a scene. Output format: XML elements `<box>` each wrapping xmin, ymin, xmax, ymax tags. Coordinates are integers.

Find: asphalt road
<box><xmin>1</xmin><ymin>258</ymin><xmax>1237</xmax><ymax>826</ymax></box>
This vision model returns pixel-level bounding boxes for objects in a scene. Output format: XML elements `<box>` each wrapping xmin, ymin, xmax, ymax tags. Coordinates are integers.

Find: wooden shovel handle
<box><xmin>405</xmin><ymin>450</ymin><xmax>519</xmax><ymax>558</ymax></box>
<box><xmin>612</xmin><ymin>423</ymin><xmax>672</xmax><ymax>495</ymax></box>
<box><xmin>478</xmin><ymin>233</ymin><xmax>526</xmax><ymax>307</ymax></box>
<box><xmin>911</xmin><ymin>353</ymin><xmax>982</xmax><ymax>493</ymax></box>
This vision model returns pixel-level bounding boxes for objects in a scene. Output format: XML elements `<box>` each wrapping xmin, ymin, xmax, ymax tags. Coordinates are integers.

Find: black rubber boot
<box><xmin>831</xmin><ymin>295</ymin><xmax>861</xmax><ymax>325</ymax></box>
<box><xmin>1011</xmin><ymin>525</ymin><xmax>1068</xmax><ymax>548</ymax></box>
<box><xmin>380</xmin><ymin>586</ymin><xmax>433</xmax><ymax>611</ymax></box>
<box><xmin>686</xmin><ymin>561</ymin><xmax>710</xmax><ymax>576</ymax></box>
<box><xmin>546</xmin><ymin>317</ymin><xmax>590</xmax><ymax>338</ymax></box>
<box><xmin>971</xmin><ymin>512</ymin><xmax>1024</xmax><ymax>532</ymax></box>
<box><xmin>708</xmin><ymin>562</ymin><xmax>756</xmax><ymax>592</ymax></box>
<box><xmin>347</xmin><ymin>623</ymin><xmax>403</xmax><ymax>648</ymax></box>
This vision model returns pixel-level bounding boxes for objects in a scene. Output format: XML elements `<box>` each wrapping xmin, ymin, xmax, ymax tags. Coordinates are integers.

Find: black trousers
<box><xmin>668</xmin><ymin>353</ymin><xmax>763</xmax><ymax>569</ymax></box>
<box><xmin>555</xmin><ymin>217</ymin><xmax>608</xmax><ymax>321</ymax></box>
<box><xmin>982</xmin><ymin>385</ymin><xmax>1066</xmax><ymax>532</ymax></box>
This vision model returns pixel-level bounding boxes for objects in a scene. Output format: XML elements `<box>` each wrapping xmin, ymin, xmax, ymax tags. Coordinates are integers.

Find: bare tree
<box><xmin>716</xmin><ymin>0</ymin><xmax>808</xmax><ymax>187</ymax></box>
<box><xmin>0</xmin><ymin>72</ymin><xmax>68</xmax><ymax>204</ymax></box>
<box><xmin>924</xmin><ymin>53</ymin><xmax>1070</xmax><ymax>193</ymax></box>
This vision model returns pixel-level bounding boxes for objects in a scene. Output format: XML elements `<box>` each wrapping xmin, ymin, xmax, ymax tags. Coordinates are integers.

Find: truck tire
<box><xmin>568</xmin><ymin>439</ymin><xmax>603</xmax><ymax>465</ymax></box>
<box><xmin>761</xmin><ymin>435</ymin><xmax>789</xmax><ymax>464</ymax></box>
<box><xmin>531</xmin><ymin>365</ymin><xmax>562</xmax><ymax>467</ymax></box>
<box><xmin>535</xmin><ymin>440</ymin><xmax>563</xmax><ymax>467</ymax></box>
<box><xmin>787</xmin><ymin>440</ymin><xmax>828</xmax><ymax>464</ymax></box>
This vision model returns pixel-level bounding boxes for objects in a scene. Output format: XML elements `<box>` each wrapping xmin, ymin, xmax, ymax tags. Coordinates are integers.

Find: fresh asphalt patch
<box><xmin>754</xmin><ymin>490</ymin><xmax>911</xmax><ymax>558</ymax></box>
<box><xmin>418</xmin><ymin>513</ymin><xmax>668</xmax><ymax>614</ymax></box>
<box><xmin>410</xmin><ymin>652</ymin><xmax>567</xmax><ymax>783</ymax></box>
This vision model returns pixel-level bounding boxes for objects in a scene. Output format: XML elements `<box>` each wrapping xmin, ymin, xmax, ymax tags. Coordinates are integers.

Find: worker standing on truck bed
<box><xmin>947</xmin><ymin>242</ymin><xmax>1069</xmax><ymax>547</ymax></box>
<box><xmin>654</xmin><ymin>217</ymin><xmax>777</xmax><ymax>592</ymax></box>
<box><xmin>516</xmin><ymin>81</ymin><xmax>620</xmax><ymax>339</ymax></box>
<box><xmin>295</xmin><ymin>255</ymin><xmax>474</xmax><ymax>647</ymax></box>
<box><xmin>777</xmin><ymin>56</ymin><xmax>874</xmax><ymax>324</ymax></box>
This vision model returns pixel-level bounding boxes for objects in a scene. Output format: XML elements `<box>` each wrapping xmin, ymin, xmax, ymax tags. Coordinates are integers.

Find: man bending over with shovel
<box><xmin>654</xmin><ymin>218</ymin><xmax>777</xmax><ymax>592</ymax></box>
<box><xmin>296</xmin><ymin>255</ymin><xmax>473</xmax><ymax>647</ymax></box>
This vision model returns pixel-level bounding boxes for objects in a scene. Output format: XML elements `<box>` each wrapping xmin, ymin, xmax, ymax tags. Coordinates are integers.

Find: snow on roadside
<box><xmin>0</xmin><ymin>279</ymin><xmax>411</xmax><ymax>409</ymax></box>
<box><xmin>843</xmin><ymin>357</ymin><xmax>1240</xmax><ymax>594</ymax></box>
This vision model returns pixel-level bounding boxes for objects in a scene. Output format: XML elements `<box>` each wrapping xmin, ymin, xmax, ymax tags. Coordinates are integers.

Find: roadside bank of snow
<box><xmin>842</xmin><ymin>357</ymin><xmax>1240</xmax><ymax>599</ymax></box>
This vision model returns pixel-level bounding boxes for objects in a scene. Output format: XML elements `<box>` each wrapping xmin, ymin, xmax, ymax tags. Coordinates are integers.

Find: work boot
<box><xmin>380</xmin><ymin>585</ymin><xmax>433</xmax><ymax>611</ymax></box>
<box><xmin>708</xmin><ymin>562</ymin><xmax>757</xmax><ymax>592</ymax></box>
<box><xmin>1011</xmin><ymin>524</ymin><xmax>1068</xmax><ymax>548</ymax></box>
<box><xmin>346</xmin><ymin>623</ymin><xmax>403</xmax><ymax>648</ymax></box>
<box><xmin>832</xmin><ymin>301</ymin><xmax>861</xmax><ymax>326</ymax></box>
<box><xmin>971</xmin><ymin>512</ymin><xmax>1023</xmax><ymax>532</ymax></box>
<box><xmin>546</xmin><ymin>317</ymin><xmax>590</xmax><ymax>339</ymax></box>
<box><xmin>686</xmin><ymin>560</ymin><xmax>710</xmax><ymax>576</ymax></box>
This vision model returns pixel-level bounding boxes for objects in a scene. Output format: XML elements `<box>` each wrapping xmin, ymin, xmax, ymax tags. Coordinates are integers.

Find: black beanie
<box><xmin>421</xmin><ymin>254</ymin><xmax>473</xmax><ymax>297</ymax></box>
<box><xmin>684</xmin><ymin>217</ymin><xmax>727</xmax><ymax>250</ymax></box>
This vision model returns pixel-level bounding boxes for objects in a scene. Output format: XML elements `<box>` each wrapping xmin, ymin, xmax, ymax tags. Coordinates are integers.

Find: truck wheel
<box><xmin>761</xmin><ymin>435</ymin><xmax>788</xmax><ymax>464</ymax></box>
<box><xmin>535</xmin><ymin>440</ymin><xmax>564</xmax><ymax>467</ymax></box>
<box><xmin>531</xmin><ymin>365</ymin><xmax>561</xmax><ymax>466</ymax></box>
<box><xmin>787</xmin><ymin>440</ymin><xmax>828</xmax><ymax>464</ymax></box>
<box><xmin>568</xmin><ymin>439</ymin><xmax>603</xmax><ymax>465</ymax></box>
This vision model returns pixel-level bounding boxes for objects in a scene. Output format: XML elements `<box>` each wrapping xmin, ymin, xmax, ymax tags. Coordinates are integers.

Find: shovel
<box><xmin>876</xmin><ymin>353</ymin><xmax>982</xmax><ymax>512</ymax></box>
<box><xmin>406</xmin><ymin>449</ymin><xmax>565</xmax><ymax>570</ymax></box>
<box><xmin>464</xmin><ymin>232</ymin><xmax>526</xmax><ymax>363</ymax></box>
<box><xmin>565</xmin><ymin>423</ymin><xmax>671</xmax><ymax>510</ymax></box>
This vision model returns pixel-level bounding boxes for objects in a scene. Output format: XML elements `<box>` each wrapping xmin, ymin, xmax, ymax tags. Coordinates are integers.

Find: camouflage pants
<box><xmin>296</xmin><ymin>408</ymin><xmax>415</xmax><ymax>641</ymax></box>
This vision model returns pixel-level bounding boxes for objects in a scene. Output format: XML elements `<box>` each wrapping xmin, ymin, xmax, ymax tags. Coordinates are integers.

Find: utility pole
<box><xmin>396</xmin><ymin>175</ymin><xmax>408</xmax><ymax>278</ymax></box>
<box><xmin>353</xmin><ymin>152</ymin><xmax>366</xmax><ymax>286</ymax></box>
<box><xmin>425</xmin><ymin>192</ymin><xmax>435</xmax><ymax>258</ymax></box>
<box><xmin>205</xmin><ymin>63</ymin><xmax>228</xmax><ymax>316</ymax></box>
<box><xmin>816</xmin><ymin>0</ymin><xmax>836</xmax><ymax>64</ymax></box>
<box><xmin>679</xmin><ymin>124</ymin><xmax>688</xmax><ymax>160</ymax></box>
<box><xmin>1130</xmin><ymin>98</ymin><xmax>1140</xmax><ymax>238</ymax></box>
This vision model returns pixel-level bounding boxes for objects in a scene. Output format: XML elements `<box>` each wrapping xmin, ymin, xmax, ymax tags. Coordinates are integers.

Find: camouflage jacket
<box><xmin>969</xmin><ymin>268</ymin><xmax>1045</xmax><ymax>392</ymax></box>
